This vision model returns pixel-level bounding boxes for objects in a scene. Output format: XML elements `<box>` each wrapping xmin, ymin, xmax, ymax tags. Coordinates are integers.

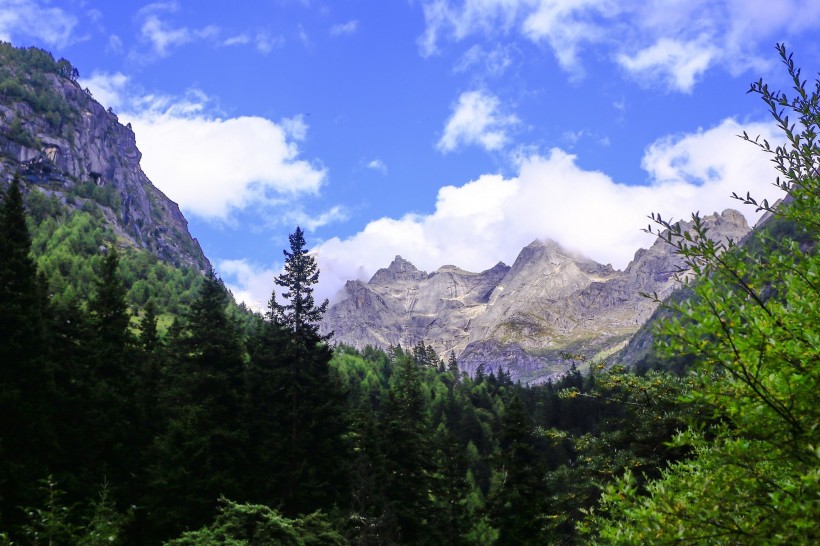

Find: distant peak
<box><xmin>718</xmin><ymin>209</ymin><xmax>749</xmax><ymax>228</ymax></box>
<box><xmin>522</xmin><ymin>238</ymin><xmax>569</xmax><ymax>259</ymax></box>
<box><xmin>369</xmin><ymin>255</ymin><xmax>425</xmax><ymax>284</ymax></box>
<box><xmin>388</xmin><ymin>255</ymin><xmax>418</xmax><ymax>271</ymax></box>
<box><xmin>527</xmin><ymin>238</ymin><xmax>563</xmax><ymax>250</ymax></box>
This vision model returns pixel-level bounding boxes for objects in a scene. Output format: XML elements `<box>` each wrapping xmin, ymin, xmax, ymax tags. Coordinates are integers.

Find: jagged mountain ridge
<box><xmin>0</xmin><ymin>44</ymin><xmax>208</xmax><ymax>270</ymax></box>
<box><xmin>321</xmin><ymin>210</ymin><xmax>751</xmax><ymax>382</ymax></box>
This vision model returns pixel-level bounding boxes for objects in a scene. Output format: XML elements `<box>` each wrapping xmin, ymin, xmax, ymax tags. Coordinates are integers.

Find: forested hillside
<box><xmin>0</xmin><ymin>43</ymin><xmax>209</xmax><ymax>278</ymax></box>
<box><xmin>0</xmin><ymin>188</ymin><xmax>694</xmax><ymax>543</ymax></box>
<box><xmin>0</xmin><ymin>43</ymin><xmax>235</xmax><ymax>327</ymax></box>
<box><xmin>1</xmin><ymin>44</ymin><xmax>818</xmax><ymax>545</ymax></box>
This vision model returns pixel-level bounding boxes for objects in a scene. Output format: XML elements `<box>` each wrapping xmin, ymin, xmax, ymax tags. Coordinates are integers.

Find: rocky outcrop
<box><xmin>0</xmin><ymin>47</ymin><xmax>208</xmax><ymax>270</ymax></box>
<box><xmin>321</xmin><ymin>211</ymin><xmax>751</xmax><ymax>383</ymax></box>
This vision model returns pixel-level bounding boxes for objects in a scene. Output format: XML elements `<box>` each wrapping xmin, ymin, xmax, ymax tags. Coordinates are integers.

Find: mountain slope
<box><xmin>321</xmin><ymin>210</ymin><xmax>751</xmax><ymax>382</ymax></box>
<box><xmin>0</xmin><ymin>44</ymin><xmax>207</xmax><ymax>272</ymax></box>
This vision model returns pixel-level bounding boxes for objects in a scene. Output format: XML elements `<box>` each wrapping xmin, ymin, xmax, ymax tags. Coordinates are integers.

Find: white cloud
<box><xmin>87</xmin><ymin>8</ymin><xmax>102</xmax><ymax>23</ymax></box>
<box><xmin>223</xmin><ymin>34</ymin><xmax>249</xmax><ymax>46</ymax></box>
<box><xmin>255</xmin><ymin>32</ymin><xmax>285</xmax><ymax>53</ymax></box>
<box><xmin>297</xmin><ymin>24</ymin><xmax>311</xmax><ymax>48</ymax></box>
<box><xmin>80</xmin><ymin>71</ymin><xmax>130</xmax><ymax>110</ymax></box>
<box><xmin>315</xmin><ymin>118</ymin><xmax>783</xmax><ymax>303</ymax></box>
<box><xmin>282</xmin><ymin>205</ymin><xmax>349</xmax><ymax>232</ymax></box>
<box><xmin>280</xmin><ymin>115</ymin><xmax>309</xmax><ymax>141</ymax></box>
<box><xmin>454</xmin><ymin>44</ymin><xmax>514</xmax><ymax>77</ymax></box>
<box><xmin>223</xmin><ymin>32</ymin><xmax>283</xmax><ymax>53</ymax></box>
<box><xmin>80</xmin><ymin>72</ymin><xmax>328</xmax><ymax>222</ymax></box>
<box><xmin>521</xmin><ymin>0</ymin><xmax>609</xmax><ymax>77</ymax></box>
<box><xmin>330</xmin><ymin>20</ymin><xmax>359</xmax><ymax>36</ymax></box>
<box><xmin>417</xmin><ymin>0</ymin><xmax>610</xmax><ymax>70</ymax></box>
<box><xmin>366</xmin><ymin>159</ymin><xmax>388</xmax><ymax>174</ymax></box>
<box><xmin>218</xmin><ymin>259</ymin><xmax>276</xmax><ymax>312</ymax></box>
<box><xmin>418</xmin><ymin>0</ymin><xmax>527</xmax><ymax>57</ymax></box>
<box><xmin>641</xmin><ymin>120</ymin><xmax>772</xmax><ymax>189</ymax></box>
<box><xmin>617</xmin><ymin>38</ymin><xmax>719</xmax><ymax>93</ymax></box>
<box><xmin>196</xmin><ymin>25</ymin><xmax>220</xmax><ymax>39</ymax></box>
<box><xmin>418</xmin><ymin>0</ymin><xmax>820</xmax><ymax>90</ymax></box>
<box><xmin>131</xmin><ymin>113</ymin><xmax>325</xmax><ymax>221</ymax></box>
<box><xmin>0</xmin><ymin>0</ymin><xmax>78</xmax><ymax>47</ymax></box>
<box><xmin>107</xmin><ymin>34</ymin><xmax>124</xmax><ymax>54</ymax></box>
<box><xmin>438</xmin><ymin>90</ymin><xmax>519</xmax><ymax>153</ymax></box>
<box><xmin>135</xmin><ymin>2</ymin><xmax>224</xmax><ymax>57</ymax></box>
<box><xmin>138</xmin><ymin>7</ymin><xmax>192</xmax><ymax>56</ymax></box>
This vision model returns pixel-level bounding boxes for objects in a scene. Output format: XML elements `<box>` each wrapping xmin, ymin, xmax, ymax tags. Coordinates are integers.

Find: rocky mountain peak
<box><xmin>509</xmin><ymin>238</ymin><xmax>606</xmax><ymax>273</ymax></box>
<box><xmin>322</xmin><ymin>210</ymin><xmax>752</xmax><ymax>383</ymax></box>
<box><xmin>713</xmin><ymin>208</ymin><xmax>750</xmax><ymax>238</ymax></box>
<box><xmin>532</xmin><ymin>238</ymin><xmax>562</xmax><ymax>250</ymax></box>
<box><xmin>369</xmin><ymin>255</ymin><xmax>426</xmax><ymax>285</ymax></box>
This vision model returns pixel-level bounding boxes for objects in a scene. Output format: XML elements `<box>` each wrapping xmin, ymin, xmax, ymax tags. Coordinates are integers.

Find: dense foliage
<box><xmin>23</xmin><ymin>187</ymin><xmax>201</xmax><ymax>317</ymax></box>
<box><xmin>1</xmin><ymin>44</ymin><xmax>817</xmax><ymax>545</ymax></box>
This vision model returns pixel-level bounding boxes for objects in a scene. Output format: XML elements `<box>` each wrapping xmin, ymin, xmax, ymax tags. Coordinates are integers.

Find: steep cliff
<box><xmin>0</xmin><ymin>44</ymin><xmax>208</xmax><ymax>271</ymax></box>
<box><xmin>321</xmin><ymin>210</ymin><xmax>751</xmax><ymax>382</ymax></box>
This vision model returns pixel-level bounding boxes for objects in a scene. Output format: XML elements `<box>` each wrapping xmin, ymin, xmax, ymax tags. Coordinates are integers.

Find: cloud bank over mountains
<box><xmin>313</xmin><ymin>118</ymin><xmax>781</xmax><ymax>305</ymax></box>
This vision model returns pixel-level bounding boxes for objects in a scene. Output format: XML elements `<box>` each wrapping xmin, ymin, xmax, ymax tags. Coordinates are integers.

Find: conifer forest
<box><xmin>1</xmin><ymin>44</ymin><xmax>818</xmax><ymax>545</ymax></box>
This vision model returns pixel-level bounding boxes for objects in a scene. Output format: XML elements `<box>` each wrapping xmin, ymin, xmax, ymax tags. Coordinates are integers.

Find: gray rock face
<box><xmin>321</xmin><ymin>211</ymin><xmax>750</xmax><ymax>383</ymax></box>
<box><xmin>0</xmin><ymin>68</ymin><xmax>208</xmax><ymax>271</ymax></box>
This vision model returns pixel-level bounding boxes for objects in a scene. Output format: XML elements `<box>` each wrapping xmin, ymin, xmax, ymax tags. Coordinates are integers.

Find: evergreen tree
<box><xmin>263</xmin><ymin>227</ymin><xmax>350</xmax><ymax>514</ymax></box>
<box><xmin>347</xmin><ymin>410</ymin><xmax>399</xmax><ymax>545</ymax></box>
<box><xmin>431</xmin><ymin>392</ymin><xmax>471</xmax><ymax>545</ymax></box>
<box><xmin>164</xmin><ymin>499</ymin><xmax>347</xmax><ymax>546</ymax></box>
<box><xmin>126</xmin><ymin>299</ymin><xmax>164</xmax><ymax>542</ymax></box>
<box><xmin>474</xmin><ymin>362</ymin><xmax>486</xmax><ymax>383</ymax></box>
<box><xmin>269</xmin><ymin>226</ymin><xmax>327</xmax><ymax>338</ymax></box>
<box><xmin>489</xmin><ymin>395</ymin><xmax>549</xmax><ymax>545</ymax></box>
<box><xmin>0</xmin><ymin>177</ymin><xmax>55</xmax><ymax>532</ymax></box>
<box><xmin>184</xmin><ymin>269</ymin><xmax>245</xmax><ymax>371</ymax></box>
<box><xmin>0</xmin><ymin>175</ymin><xmax>47</xmax><ymax>374</ymax></box>
<box><xmin>150</xmin><ymin>269</ymin><xmax>248</xmax><ymax>538</ymax></box>
<box><xmin>447</xmin><ymin>351</ymin><xmax>459</xmax><ymax>377</ymax></box>
<box><xmin>79</xmin><ymin>245</ymin><xmax>142</xmax><ymax>506</ymax></box>
<box><xmin>244</xmin><ymin>314</ymin><xmax>292</xmax><ymax>505</ymax></box>
<box><xmin>88</xmin><ymin>246</ymin><xmax>132</xmax><ymax>367</ymax></box>
<box><xmin>46</xmin><ymin>296</ymin><xmax>95</xmax><ymax>497</ymax></box>
<box><xmin>380</xmin><ymin>354</ymin><xmax>437</xmax><ymax>544</ymax></box>
<box><xmin>138</xmin><ymin>300</ymin><xmax>160</xmax><ymax>354</ymax></box>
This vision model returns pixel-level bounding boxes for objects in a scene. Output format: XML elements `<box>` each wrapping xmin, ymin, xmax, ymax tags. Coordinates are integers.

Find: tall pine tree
<box><xmin>263</xmin><ymin>227</ymin><xmax>350</xmax><ymax>514</ymax></box>
<box><xmin>269</xmin><ymin>227</ymin><xmax>328</xmax><ymax>338</ymax></box>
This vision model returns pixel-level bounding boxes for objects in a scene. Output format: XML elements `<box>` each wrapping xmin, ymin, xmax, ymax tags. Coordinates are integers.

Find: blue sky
<box><xmin>2</xmin><ymin>0</ymin><xmax>819</xmax><ymax>309</ymax></box>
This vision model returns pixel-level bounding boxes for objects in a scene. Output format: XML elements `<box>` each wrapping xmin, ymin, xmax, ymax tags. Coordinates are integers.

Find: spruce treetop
<box><xmin>269</xmin><ymin>226</ymin><xmax>329</xmax><ymax>338</ymax></box>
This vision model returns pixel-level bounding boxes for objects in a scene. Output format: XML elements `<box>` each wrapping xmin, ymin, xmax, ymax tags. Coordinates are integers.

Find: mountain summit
<box><xmin>321</xmin><ymin>210</ymin><xmax>751</xmax><ymax>382</ymax></box>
